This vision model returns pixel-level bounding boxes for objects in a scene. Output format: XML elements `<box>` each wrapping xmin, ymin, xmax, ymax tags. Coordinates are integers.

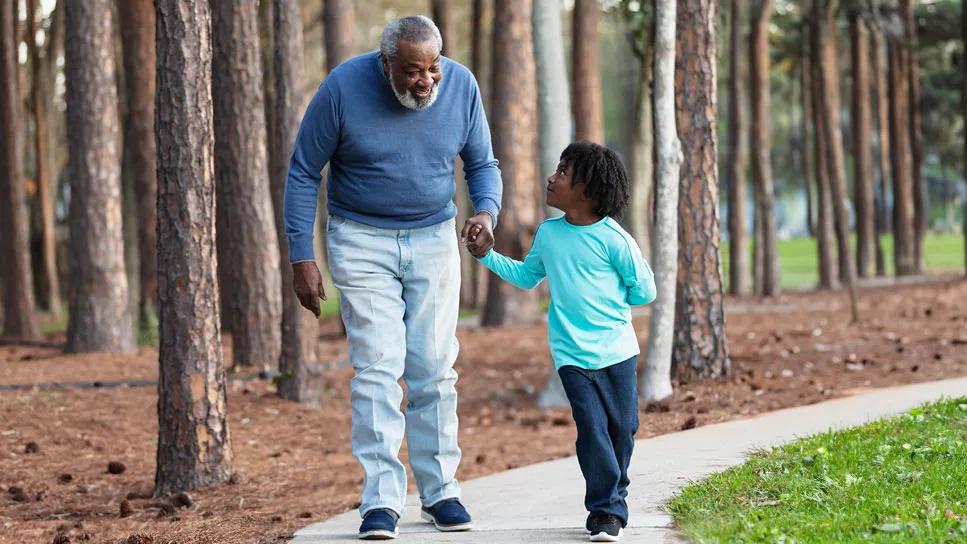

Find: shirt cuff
<box><xmin>287</xmin><ymin>235</ymin><xmax>315</xmax><ymax>263</ymax></box>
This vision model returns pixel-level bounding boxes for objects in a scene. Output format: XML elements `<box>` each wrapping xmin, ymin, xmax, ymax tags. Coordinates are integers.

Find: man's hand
<box><xmin>292</xmin><ymin>261</ymin><xmax>326</xmax><ymax>317</ymax></box>
<box><xmin>461</xmin><ymin>212</ymin><xmax>495</xmax><ymax>258</ymax></box>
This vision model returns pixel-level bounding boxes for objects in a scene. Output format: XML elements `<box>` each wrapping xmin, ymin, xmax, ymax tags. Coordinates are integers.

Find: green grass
<box><xmin>669</xmin><ymin>398</ymin><xmax>967</xmax><ymax>543</ymax></box>
<box><xmin>721</xmin><ymin>233</ymin><xmax>966</xmax><ymax>291</ymax></box>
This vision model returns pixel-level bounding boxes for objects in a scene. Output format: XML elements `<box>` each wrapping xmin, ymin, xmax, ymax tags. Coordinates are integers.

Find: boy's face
<box><xmin>546</xmin><ymin>159</ymin><xmax>587</xmax><ymax>212</ymax></box>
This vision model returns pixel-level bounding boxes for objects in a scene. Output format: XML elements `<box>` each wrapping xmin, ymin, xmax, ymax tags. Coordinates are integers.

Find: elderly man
<box><xmin>283</xmin><ymin>15</ymin><xmax>501</xmax><ymax>541</ymax></box>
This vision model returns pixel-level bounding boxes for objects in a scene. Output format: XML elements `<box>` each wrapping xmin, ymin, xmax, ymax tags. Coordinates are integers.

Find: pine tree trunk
<box><xmin>26</xmin><ymin>0</ymin><xmax>60</xmax><ymax>316</ymax></box>
<box><xmin>642</xmin><ymin>0</ymin><xmax>680</xmax><ymax>401</ymax></box>
<box><xmin>888</xmin><ymin>38</ymin><xmax>916</xmax><ymax>275</ymax></box>
<box><xmin>810</xmin><ymin>3</ymin><xmax>838</xmax><ymax>289</ymax></box>
<box><xmin>0</xmin><ymin>0</ymin><xmax>40</xmax><ymax>339</ymax></box>
<box><xmin>119</xmin><ymin>0</ymin><xmax>158</xmax><ymax>330</ymax></box>
<box><xmin>871</xmin><ymin>27</ymin><xmax>889</xmax><ymax>277</ymax></box>
<box><xmin>572</xmin><ymin>0</ymin><xmax>604</xmax><ymax>143</ymax></box>
<box><xmin>273</xmin><ymin>0</ymin><xmax>323</xmax><ymax>405</ymax></box>
<box><xmin>155</xmin><ymin>0</ymin><xmax>233</xmax><ymax>496</ymax></box>
<box><xmin>323</xmin><ymin>0</ymin><xmax>354</xmax><ymax>72</ymax></box>
<box><xmin>750</xmin><ymin>0</ymin><xmax>779</xmax><ymax>296</ymax></box>
<box><xmin>212</xmin><ymin>0</ymin><xmax>282</xmax><ymax>368</ymax></box>
<box><xmin>849</xmin><ymin>10</ymin><xmax>875</xmax><ymax>279</ymax></box>
<box><xmin>482</xmin><ymin>0</ymin><xmax>540</xmax><ymax>327</ymax></box>
<box><xmin>815</xmin><ymin>0</ymin><xmax>859</xmax><ymax>322</ymax></box>
<box><xmin>963</xmin><ymin>0</ymin><xmax>967</xmax><ymax>276</ymax></box>
<box><xmin>628</xmin><ymin>42</ymin><xmax>654</xmax><ymax>257</ymax></box>
<box><xmin>672</xmin><ymin>0</ymin><xmax>730</xmax><ymax>381</ymax></box>
<box><xmin>64</xmin><ymin>0</ymin><xmax>133</xmax><ymax>352</ymax></box>
<box><xmin>726</xmin><ymin>0</ymin><xmax>749</xmax><ymax>296</ymax></box>
<box><xmin>902</xmin><ymin>0</ymin><xmax>924</xmax><ymax>273</ymax></box>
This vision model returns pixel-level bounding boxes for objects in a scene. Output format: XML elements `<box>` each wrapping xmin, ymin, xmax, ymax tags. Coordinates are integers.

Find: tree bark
<box><xmin>0</xmin><ymin>0</ymin><xmax>40</xmax><ymax>339</ymax></box>
<box><xmin>64</xmin><ymin>0</ymin><xmax>133</xmax><ymax>352</ymax></box>
<box><xmin>118</xmin><ymin>0</ymin><xmax>158</xmax><ymax>330</ymax></box>
<box><xmin>672</xmin><ymin>0</ymin><xmax>730</xmax><ymax>381</ymax></box>
<box><xmin>323</xmin><ymin>0</ymin><xmax>354</xmax><ymax>72</ymax></box>
<box><xmin>726</xmin><ymin>0</ymin><xmax>749</xmax><ymax>296</ymax></box>
<box><xmin>750</xmin><ymin>0</ymin><xmax>779</xmax><ymax>296</ymax></box>
<box><xmin>471</xmin><ymin>0</ymin><xmax>485</xmax><ymax>76</ymax></box>
<box><xmin>212</xmin><ymin>0</ymin><xmax>283</xmax><ymax>368</ymax></box>
<box><xmin>902</xmin><ymin>0</ymin><xmax>924</xmax><ymax>273</ymax></box>
<box><xmin>26</xmin><ymin>0</ymin><xmax>60</xmax><ymax>316</ymax></box>
<box><xmin>641</xmin><ymin>0</ymin><xmax>680</xmax><ymax>401</ymax></box>
<box><xmin>572</xmin><ymin>0</ymin><xmax>604</xmax><ymax>143</ymax></box>
<box><xmin>155</xmin><ymin>0</ymin><xmax>233</xmax><ymax>496</ymax></box>
<box><xmin>887</xmin><ymin>21</ymin><xmax>916</xmax><ymax>276</ymax></box>
<box><xmin>871</xmin><ymin>26</ymin><xmax>889</xmax><ymax>277</ymax></box>
<box><xmin>482</xmin><ymin>0</ymin><xmax>540</xmax><ymax>326</ymax></box>
<box><xmin>533</xmin><ymin>0</ymin><xmax>572</xmax><ymax>409</ymax></box>
<box><xmin>273</xmin><ymin>0</ymin><xmax>323</xmax><ymax>405</ymax></box>
<box><xmin>849</xmin><ymin>10</ymin><xmax>875</xmax><ymax>279</ymax></box>
<box><xmin>815</xmin><ymin>0</ymin><xmax>859</xmax><ymax>322</ymax></box>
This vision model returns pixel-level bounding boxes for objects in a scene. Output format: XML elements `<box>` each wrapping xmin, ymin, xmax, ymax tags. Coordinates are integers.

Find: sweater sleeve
<box><xmin>283</xmin><ymin>81</ymin><xmax>340</xmax><ymax>262</ymax></box>
<box><xmin>459</xmin><ymin>77</ymin><xmax>502</xmax><ymax>225</ymax></box>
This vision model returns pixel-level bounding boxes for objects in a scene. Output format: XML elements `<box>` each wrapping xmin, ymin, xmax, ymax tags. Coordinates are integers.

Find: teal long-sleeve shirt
<box><xmin>478</xmin><ymin>215</ymin><xmax>656</xmax><ymax>370</ymax></box>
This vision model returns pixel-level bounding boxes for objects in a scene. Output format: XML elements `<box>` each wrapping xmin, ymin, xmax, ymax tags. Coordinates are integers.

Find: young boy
<box><xmin>465</xmin><ymin>141</ymin><xmax>656</xmax><ymax>542</ymax></box>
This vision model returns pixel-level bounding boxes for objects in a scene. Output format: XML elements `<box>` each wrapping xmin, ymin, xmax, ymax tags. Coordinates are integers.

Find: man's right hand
<box><xmin>292</xmin><ymin>261</ymin><xmax>326</xmax><ymax>317</ymax></box>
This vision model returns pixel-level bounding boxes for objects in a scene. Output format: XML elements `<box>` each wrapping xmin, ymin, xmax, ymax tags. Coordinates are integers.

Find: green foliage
<box><xmin>671</xmin><ymin>398</ymin><xmax>967</xmax><ymax>543</ymax></box>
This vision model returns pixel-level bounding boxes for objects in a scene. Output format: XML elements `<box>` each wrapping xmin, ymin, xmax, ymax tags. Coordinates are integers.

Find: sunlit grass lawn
<box><xmin>721</xmin><ymin>233</ymin><xmax>965</xmax><ymax>291</ymax></box>
<box><xmin>669</xmin><ymin>398</ymin><xmax>967</xmax><ymax>543</ymax></box>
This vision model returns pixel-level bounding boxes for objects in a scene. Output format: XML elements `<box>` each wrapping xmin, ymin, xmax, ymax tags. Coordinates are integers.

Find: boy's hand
<box><xmin>461</xmin><ymin>212</ymin><xmax>494</xmax><ymax>257</ymax></box>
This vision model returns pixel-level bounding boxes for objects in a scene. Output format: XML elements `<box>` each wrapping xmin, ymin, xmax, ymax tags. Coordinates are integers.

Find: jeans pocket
<box><xmin>327</xmin><ymin>215</ymin><xmax>346</xmax><ymax>234</ymax></box>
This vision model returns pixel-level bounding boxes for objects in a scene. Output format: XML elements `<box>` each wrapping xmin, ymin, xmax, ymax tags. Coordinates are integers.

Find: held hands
<box><xmin>292</xmin><ymin>261</ymin><xmax>327</xmax><ymax>317</ymax></box>
<box><xmin>461</xmin><ymin>212</ymin><xmax>495</xmax><ymax>259</ymax></box>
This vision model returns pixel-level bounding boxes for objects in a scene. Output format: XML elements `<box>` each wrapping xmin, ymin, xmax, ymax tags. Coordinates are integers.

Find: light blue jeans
<box><xmin>326</xmin><ymin>215</ymin><xmax>462</xmax><ymax>518</ymax></box>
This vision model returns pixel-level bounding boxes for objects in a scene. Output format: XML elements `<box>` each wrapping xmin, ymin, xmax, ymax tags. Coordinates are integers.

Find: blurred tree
<box><xmin>118</xmin><ymin>0</ymin><xmax>158</xmax><ymax>331</ymax></box>
<box><xmin>482</xmin><ymin>0</ymin><xmax>540</xmax><ymax>326</ymax></box>
<box><xmin>849</xmin><ymin>6</ymin><xmax>875</xmax><ymax>278</ymax></box>
<box><xmin>726</xmin><ymin>0</ymin><xmax>750</xmax><ymax>296</ymax></box>
<box><xmin>0</xmin><ymin>0</ymin><xmax>40</xmax><ymax>339</ymax></box>
<box><xmin>572</xmin><ymin>0</ymin><xmax>604</xmax><ymax>143</ymax></box>
<box><xmin>64</xmin><ymin>0</ymin><xmax>133</xmax><ymax>351</ymax></box>
<box><xmin>871</xmin><ymin>25</ymin><xmax>890</xmax><ymax>276</ymax></box>
<box><xmin>212</xmin><ymin>0</ymin><xmax>283</xmax><ymax>368</ymax></box>
<box><xmin>432</xmin><ymin>0</ymin><xmax>453</xmax><ymax>55</ymax></box>
<box><xmin>903</xmin><ymin>0</ymin><xmax>925</xmax><ymax>273</ymax></box>
<box><xmin>324</xmin><ymin>0</ymin><xmax>354</xmax><ymax>72</ymax></box>
<box><xmin>809</xmin><ymin>1</ymin><xmax>838</xmax><ymax>289</ymax></box>
<box><xmin>750</xmin><ymin>0</ymin><xmax>779</xmax><ymax>296</ymax></box>
<box><xmin>886</xmin><ymin>1</ymin><xmax>917</xmax><ymax>276</ymax></box>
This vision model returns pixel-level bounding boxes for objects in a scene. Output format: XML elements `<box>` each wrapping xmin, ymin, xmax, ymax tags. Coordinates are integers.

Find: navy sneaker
<box><xmin>358</xmin><ymin>508</ymin><xmax>399</xmax><ymax>540</ymax></box>
<box><xmin>587</xmin><ymin>512</ymin><xmax>623</xmax><ymax>542</ymax></box>
<box><xmin>420</xmin><ymin>498</ymin><xmax>473</xmax><ymax>532</ymax></box>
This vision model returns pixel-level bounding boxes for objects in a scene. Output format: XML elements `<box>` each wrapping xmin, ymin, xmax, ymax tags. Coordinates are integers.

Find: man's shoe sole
<box><xmin>357</xmin><ymin>528</ymin><xmax>399</xmax><ymax>540</ymax></box>
<box><xmin>589</xmin><ymin>528</ymin><xmax>623</xmax><ymax>542</ymax></box>
<box><xmin>420</xmin><ymin>511</ymin><xmax>474</xmax><ymax>532</ymax></box>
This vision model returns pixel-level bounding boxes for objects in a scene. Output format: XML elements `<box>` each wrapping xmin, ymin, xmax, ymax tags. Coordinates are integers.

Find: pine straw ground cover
<box><xmin>670</xmin><ymin>398</ymin><xmax>967</xmax><ymax>543</ymax></box>
<box><xmin>1</xmin><ymin>278</ymin><xmax>966</xmax><ymax>543</ymax></box>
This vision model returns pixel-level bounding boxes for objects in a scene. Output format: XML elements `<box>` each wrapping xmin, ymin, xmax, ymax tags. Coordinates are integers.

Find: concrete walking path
<box><xmin>291</xmin><ymin>377</ymin><xmax>967</xmax><ymax>543</ymax></box>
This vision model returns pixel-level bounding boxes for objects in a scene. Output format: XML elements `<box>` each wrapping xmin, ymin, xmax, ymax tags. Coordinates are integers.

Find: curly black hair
<box><xmin>559</xmin><ymin>141</ymin><xmax>631</xmax><ymax>220</ymax></box>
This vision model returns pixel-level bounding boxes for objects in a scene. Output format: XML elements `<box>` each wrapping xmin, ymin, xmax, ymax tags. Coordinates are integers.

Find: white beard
<box><xmin>391</xmin><ymin>80</ymin><xmax>440</xmax><ymax>111</ymax></box>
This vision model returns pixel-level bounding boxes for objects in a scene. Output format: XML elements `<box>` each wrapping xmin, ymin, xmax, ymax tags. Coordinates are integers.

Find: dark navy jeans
<box><xmin>558</xmin><ymin>356</ymin><xmax>639</xmax><ymax>526</ymax></box>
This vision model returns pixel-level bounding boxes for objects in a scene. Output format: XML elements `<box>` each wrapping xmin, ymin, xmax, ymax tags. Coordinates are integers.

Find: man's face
<box><xmin>383</xmin><ymin>39</ymin><xmax>443</xmax><ymax>111</ymax></box>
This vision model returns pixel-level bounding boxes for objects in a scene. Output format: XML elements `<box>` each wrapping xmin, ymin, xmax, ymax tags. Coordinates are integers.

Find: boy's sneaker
<box><xmin>358</xmin><ymin>508</ymin><xmax>399</xmax><ymax>540</ymax></box>
<box><xmin>587</xmin><ymin>513</ymin><xmax>623</xmax><ymax>542</ymax></box>
<box><xmin>420</xmin><ymin>498</ymin><xmax>474</xmax><ymax>531</ymax></box>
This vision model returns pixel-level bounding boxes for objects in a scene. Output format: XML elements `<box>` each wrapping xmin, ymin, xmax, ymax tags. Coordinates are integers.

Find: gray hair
<box><xmin>380</xmin><ymin>16</ymin><xmax>443</xmax><ymax>63</ymax></box>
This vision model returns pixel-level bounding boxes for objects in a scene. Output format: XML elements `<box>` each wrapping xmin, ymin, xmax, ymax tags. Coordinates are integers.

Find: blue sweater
<box><xmin>479</xmin><ymin>216</ymin><xmax>657</xmax><ymax>370</ymax></box>
<box><xmin>283</xmin><ymin>51</ymin><xmax>503</xmax><ymax>262</ymax></box>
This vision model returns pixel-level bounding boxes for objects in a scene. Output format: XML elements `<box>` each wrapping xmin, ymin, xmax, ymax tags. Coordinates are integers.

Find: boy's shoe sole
<box><xmin>589</xmin><ymin>528</ymin><xmax>623</xmax><ymax>542</ymax></box>
<box><xmin>357</xmin><ymin>528</ymin><xmax>399</xmax><ymax>540</ymax></box>
<box><xmin>420</xmin><ymin>510</ymin><xmax>474</xmax><ymax>532</ymax></box>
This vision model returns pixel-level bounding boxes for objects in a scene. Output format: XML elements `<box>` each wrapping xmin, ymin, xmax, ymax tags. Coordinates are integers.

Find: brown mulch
<box><xmin>1</xmin><ymin>278</ymin><xmax>966</xmax><ymax>544</ymax></box>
